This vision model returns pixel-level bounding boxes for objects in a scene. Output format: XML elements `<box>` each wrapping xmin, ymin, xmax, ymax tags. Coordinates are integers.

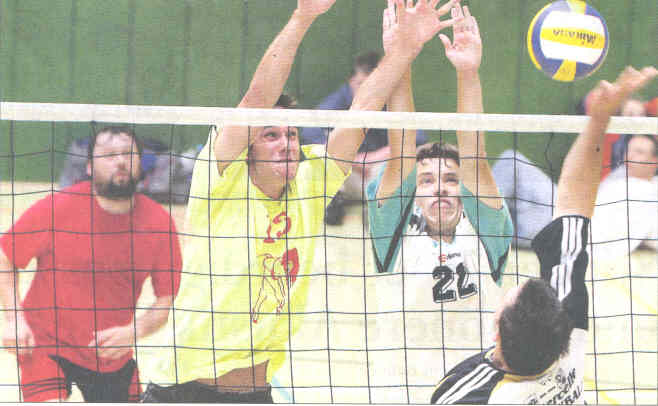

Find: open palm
<box><xmin>384</xmin><ymin>0</ymin><xmax>459</xmax><ymax>54</ymax></box>
<box><xmin>297</xmin><ymin>0</ymin><xmax>336</xmax><ymax>17</ymax></box>
<box><xmin>440</xmin><ymin>6</ymin><xmax>482</xmax><ymax>72</ymax></box>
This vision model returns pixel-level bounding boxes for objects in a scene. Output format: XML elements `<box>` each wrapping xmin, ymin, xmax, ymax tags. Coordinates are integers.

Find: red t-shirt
<box><xmin>1</xmin><ymin>181</ymin><xmax>182</xmax><ymax>372</ymax></box>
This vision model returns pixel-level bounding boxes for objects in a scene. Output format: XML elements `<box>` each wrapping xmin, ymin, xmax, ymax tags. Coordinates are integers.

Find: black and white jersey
<box><xmin>431</xmin><ymin>216</ymin><xmax>589</xmax><ymax>404</ymax></box>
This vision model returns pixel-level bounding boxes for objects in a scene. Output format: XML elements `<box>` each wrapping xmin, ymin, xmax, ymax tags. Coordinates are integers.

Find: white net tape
<box><xmin>2</xmin><ymin>102</ymin><xmax>656</xmax><ymax>134</ymax></box>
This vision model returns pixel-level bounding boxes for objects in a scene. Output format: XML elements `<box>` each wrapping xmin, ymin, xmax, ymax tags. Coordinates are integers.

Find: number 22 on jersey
<box><xmin>432</xmin><ymin>263</ymin><xmax>477</xmax><ymax>303</ymax></box>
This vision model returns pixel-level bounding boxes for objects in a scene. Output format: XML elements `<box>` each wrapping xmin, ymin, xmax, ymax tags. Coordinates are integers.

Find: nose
<box><xmin>433</xmin><ymin>180</ymin><xmax>442</xmax><ymax>197</ymax></box>
<box><xmin>115</xmin><ymin>152</ymin><xmax>133</xmax><ymax>168</ymax></box>
<box><xmin>279</xmin><ymin>128</ymin><xmax>298</xmax><ymax>151</ymax></box>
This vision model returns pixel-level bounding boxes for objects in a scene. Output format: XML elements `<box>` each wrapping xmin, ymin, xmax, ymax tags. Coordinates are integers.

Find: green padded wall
<box><xmin>1</xmin><ymin>0</ymin><xmax>656</xmax><ymax>181</ymax></box>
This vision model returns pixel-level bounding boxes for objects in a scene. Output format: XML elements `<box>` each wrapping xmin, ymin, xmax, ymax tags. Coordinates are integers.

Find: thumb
<box><xmin>89</xmin><ymin>331</ymin><xmax>102</xmax><ymax>346</ymax></box>
<box><xmin>26</xmin><ymin>330</ymin><xmax>35</xmax><ymax>348</ymax></box>
<box><xmin>439</xmin><ymin>34</ymin><xmax>452</xmax><ymax>50</ymax></box>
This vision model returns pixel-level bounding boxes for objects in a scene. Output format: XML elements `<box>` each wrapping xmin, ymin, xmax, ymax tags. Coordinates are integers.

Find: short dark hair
<box><xmin>87</xmin><ymin>126</ymin><xmax>143</xmax><ymax>161</ymax></box>
<box><xmin>416</xmin><ymin>142</ymin><xmax>460</xmax><ymax>165</ymax></box>
<box><xmin>499</xmin><ymin>279</ymin><xmax>573</xmax><ymax>376</ymax></box>
<box><xmin>351</xmin><ymin>51</ymin><xmax>381</xmax><ymax>77</ymax></box>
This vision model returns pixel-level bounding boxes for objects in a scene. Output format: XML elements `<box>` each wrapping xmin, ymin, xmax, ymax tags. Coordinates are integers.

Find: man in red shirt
<box><xmin>0</xmin><ymin>127</ymin><xmax>182</xmax><ymax>402</ymax></box>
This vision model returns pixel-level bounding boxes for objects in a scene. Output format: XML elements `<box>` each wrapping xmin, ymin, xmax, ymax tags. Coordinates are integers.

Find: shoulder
<box><xmin>298</xmin><ymin>144</ymin><xmax>345</xmax><ymax>179</ymax></box>
<box><xmin>57</xmin><ymin>181</ymin><xmax>91</xmax><ymax>199</ymax></box>
<box><xmin>49</xmin><ymin>181</ymin><xmax>92</xmax><ymax>210</ymax></box>
<box><xmin>431</xmin><ymin>349</ymin><xmax>504</xmax><ymax>404</ymax></box>
<box><xmin>135</xmin><ymin>194</ymin><xmax>176</xmax><ymax>225</ymax></box>
<box><xmin>136</xmin><ymin>193</ymin><xmax>168</xmax><ymax>215</ymax></box>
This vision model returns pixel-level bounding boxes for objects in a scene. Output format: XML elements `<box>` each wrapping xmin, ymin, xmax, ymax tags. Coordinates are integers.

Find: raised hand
<box><xmin>588</xmin><ymin>66</ymin><xmax>658</xmax><ymax>120</ymax></box>
<box><xmin>384</xmin><ymin>0</ymin><xmax>460</xmax><ymax>55</ymax></box>
<box><xmin>296</xmin><ymin>0</ymin><xmax>336</xmax><ymax>18</ymax></box>
<box><xmin>439</xmin><ymin>5</ymin><xmax>482</xmax><ymax>73</ymax></box>
<box><xmin>382</xmin><ymin>0</ymin><xmax>395</xmax><ymax>54</ymax></box>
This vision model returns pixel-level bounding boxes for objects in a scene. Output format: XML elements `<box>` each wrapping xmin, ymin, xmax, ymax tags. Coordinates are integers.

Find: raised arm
<box><xmin>214</xmin><ymin>0</ymin><xmax>336</xmax><ymax>174</ymax></box>
<box><xmin>439</xmin><ymin>6</ymin><xmax>502</xmax><ymax>209</ymax></box>
<box><xmin>554</xmin><ymin>66</ymin><xmax>657</xmax><ymax>219</ymax></box>
<box><xmin>328</xmin><ymin>0</ymin><xmax>459</xmax><ymax>175</ymax></box>
<box><xmin>375</xmin><ymin>0</ymin><xmax>424</xmax><ymax>200</ymax></box>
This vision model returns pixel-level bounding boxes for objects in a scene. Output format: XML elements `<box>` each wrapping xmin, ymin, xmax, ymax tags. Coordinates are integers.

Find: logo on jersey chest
<box><xmin>251</xmin><ymin>211</ymin><xmax>300</xmax><ymax>323</ymax></box>
<box><xmin>438</xmin><ymin>252</ymin><xmax>461</xmax><ymax>263</ymax></box>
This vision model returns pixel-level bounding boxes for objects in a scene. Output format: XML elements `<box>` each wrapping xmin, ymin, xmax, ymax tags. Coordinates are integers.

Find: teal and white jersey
<box><xmin>367</xmin><ymin>167</ymin><xmax>512</xmax><ymax>280</ymax></box>
<box><xmin>366</xmin><ymin>168</ymin><xmax>514</xmax><ymax>403</ymax></box>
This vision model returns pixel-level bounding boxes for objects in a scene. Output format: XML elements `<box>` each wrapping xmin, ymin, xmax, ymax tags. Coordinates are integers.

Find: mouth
<box><xmin>273</xmin><ymin>156</ymin><xmax>298</xmax><ymax>165</ymax></box>
<box><xmin>113</xmin><ymin>171</ymin><xmax>131</xmax><ymax>183</ymax></box>
<box><xmin>432</xmin><ymin>198</ymin><xmax>453</xmax><ymax>210</ymax></box>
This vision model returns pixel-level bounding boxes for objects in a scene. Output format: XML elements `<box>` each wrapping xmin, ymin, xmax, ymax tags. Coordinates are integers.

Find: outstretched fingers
<box><xmin>436</xmin><ymin>0</ymin><xmax>460</xmax><ymax>17</ymax></box>
<box><xmin>470</xmin><ymin>9</ymin><xmax>481</xmax><ymax>37</ymax></box>
<box><xmin>435</xmin><ymin>10</ymin><xmax>461</xmax><ymax>36</ymax></box>
<box><xmin>589</xmin><ymin>66</ymin><xmax>656</xmax><ymax>119</ymax></box>
<box><xmin>438</xmin><ymin>33</ymin><xmax>453</xmax><ymax>50</ymax></box>
<box><xmin>618</xmin><ymin>66</ymin><xmax>658</xmax><ymax>94</ymax></box>
<box><xmin>396</xmin><ymin>0</ymin><xmax>411</xmax><ymax>26</ymax></box>
<box><xmin>384</xmin><ymin>1</ymin><xmax>393</xmax><ymax>28</ymax></box>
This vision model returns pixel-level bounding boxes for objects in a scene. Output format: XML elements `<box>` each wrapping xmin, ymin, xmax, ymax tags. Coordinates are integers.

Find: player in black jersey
<box><xmin>431</xmin><ymin>66</ymin><xmax>657</xmax><ymax>404</ymax></box>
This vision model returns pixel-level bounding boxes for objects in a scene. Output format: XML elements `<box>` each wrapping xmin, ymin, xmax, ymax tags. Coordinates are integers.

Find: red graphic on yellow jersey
<box><xmin>264</xmin><ymin>212</ymin><xmax>291</xmax><ymax>243</ymax></box>
<box><xmin>251</xmin><ymin>212</ymin><xmax>300</xmax><ymax>323</ymax></box>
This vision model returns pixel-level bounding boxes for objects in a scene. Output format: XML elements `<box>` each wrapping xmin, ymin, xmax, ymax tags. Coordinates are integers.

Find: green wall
<box><xmin>1</xmin><ymin>0</ymin><xmax>656</xmax><ymax>181</ymax></box>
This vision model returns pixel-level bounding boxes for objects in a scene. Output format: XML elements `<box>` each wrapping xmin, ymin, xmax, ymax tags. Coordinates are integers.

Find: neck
<box><xmin>428</xmin><ymin>227</ymin><xmax>456</xmax><ymax>244</ymax></box>
<box><xmin>93</xmin><ymin>188</ymin><xmax>135</xmax><ymax>214</ymax></box>
<box><xmin>249</xmin><ymin>168</ymin><xmax>287</xmax><ymax>200</ymax></box>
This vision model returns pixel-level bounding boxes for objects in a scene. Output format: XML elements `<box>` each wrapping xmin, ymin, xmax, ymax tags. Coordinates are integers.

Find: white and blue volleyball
<box><xmin>528</xmin><ymin>0</ymin><xmax>609</xmax><ymax>82</ymax></box>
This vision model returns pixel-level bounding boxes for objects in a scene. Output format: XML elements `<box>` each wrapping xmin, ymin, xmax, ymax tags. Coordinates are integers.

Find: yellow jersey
<box><xmin>167</xmin><ymin>128</ymin><xmax>347</xmax><ymax>384</ymax></box>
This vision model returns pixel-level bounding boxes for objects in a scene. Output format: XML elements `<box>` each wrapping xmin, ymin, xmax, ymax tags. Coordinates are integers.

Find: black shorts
<box><xmin>19</xmin><ymin>354</ymin><xmax>139</xmax><ymax>402</ymax></box>
<box><xmin>141</xmin><ymin>381</ymin><xmax>273</xmax><ymax>403</ymax></box>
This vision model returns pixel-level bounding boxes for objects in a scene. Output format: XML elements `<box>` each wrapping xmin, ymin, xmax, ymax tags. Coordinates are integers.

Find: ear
<box><xmin>86</xmin><ymin>161</ymin><xmax>92</xmax><ymax>177</ymax></box>
<box><xmin>492</xmin><ymin>328</ymin><xmax>500</xmax><ymax>345</ymax></box>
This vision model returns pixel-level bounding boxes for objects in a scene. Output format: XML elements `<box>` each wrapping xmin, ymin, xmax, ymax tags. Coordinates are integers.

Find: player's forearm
<box><xmin>456</xmin><ymin>69</ymin><xmax>484</xmax><ymax>158</ymax></box>
<box><xmin>133</xmin><ymin>295</ymin><xmax>174</xmax><ymax>339</ymax></box>
<box><xmin>328</xmin><ymin>50</ymin><xmax>418</xmax><ymax>175</ymax></box>
<box><xmin>215</xmin><ymin>11</ymin><xmax>317</xmax><ymax>173</ymax></box>
<box><xmin>350</xmin><ymin>48</ymin><xmax>419</xmax><ymax>113</ymax></box>
<box><xmin>555</xmin><ymin>117</ymin><xmax>608</xmax><ymax>219</ymax></box>
<box><xmin>239</xmin><ymin>10</ymin><xmax>315</xmax><ymax>109</ymax></box>
<box><xmin>377</xmin><ymin>68</ymin><xmax>416</xmax><ymax>200</ymax></box>
<box><xmin>389</xmin><ymin>68</ymin><xmax>416</xmax><ymax>159</ymax></box>
<box><xmin>0</xmin><ymin>252</ymin><xmax>20</xmax><ymax>321</ymax></box>
<box><xmin>456</xmin><ymin>70</ymin><xmax>503</xmax><ymax>208</ymax></box>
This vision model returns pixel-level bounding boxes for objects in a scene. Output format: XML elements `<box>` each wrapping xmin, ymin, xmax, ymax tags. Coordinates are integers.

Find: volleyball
<box><xmin>527</xmin><ymin>0</ymin><xmax>609</xmax><ymax>82</ymax></box>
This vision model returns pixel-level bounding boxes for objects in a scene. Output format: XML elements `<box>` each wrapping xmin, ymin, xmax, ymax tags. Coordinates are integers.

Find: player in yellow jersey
<box><xmin>142</xmin><ymin>0</ymin><xmax>462</xmax><ymax>402</ymax></box>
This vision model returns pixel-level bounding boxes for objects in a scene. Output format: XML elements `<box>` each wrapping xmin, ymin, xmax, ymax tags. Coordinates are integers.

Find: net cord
<box><xmin>1</xmin><ymin>102</ymin><xmax>656</xmax><ymax>135</ymax></box>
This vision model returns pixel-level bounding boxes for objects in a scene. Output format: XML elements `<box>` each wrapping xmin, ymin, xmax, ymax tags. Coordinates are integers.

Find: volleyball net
<box><xmin>0</xmin><ymin>103</ymin><xmax>656</xmax><ymax>404</ymax></box>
